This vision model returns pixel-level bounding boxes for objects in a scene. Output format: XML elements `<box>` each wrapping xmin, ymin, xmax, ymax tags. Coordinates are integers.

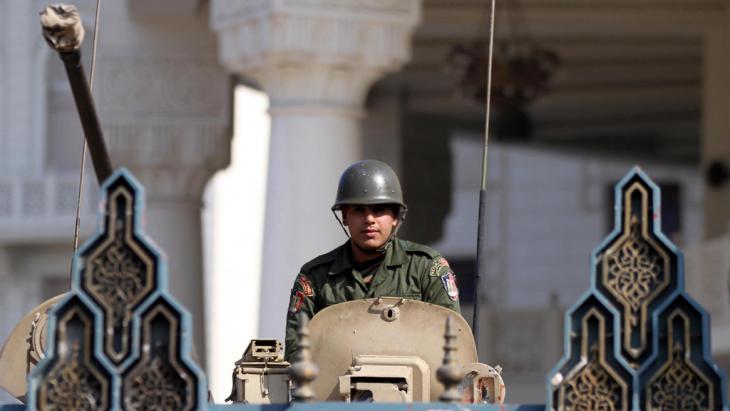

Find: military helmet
<box><xmin>332</xmin><ymin>160</ymin><xmax>407</xmax><ymax>211</ymax></box>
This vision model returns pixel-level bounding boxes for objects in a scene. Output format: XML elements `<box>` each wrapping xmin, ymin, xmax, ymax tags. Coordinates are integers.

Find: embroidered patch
<box><xmin>440</xmin><ymin>272</ymin><xmax>459</xmax><ymax>301</ymax></box>
<box><xmin>430</xmin><ymin>257</ymin><xmax>451</xmax><ymax>276</ymax></box>
<box><xmin>297</xmin><ymin>274</ymin><xmax>314</xmax><ymax>297</ymax></box>
<box><xmin>289</xmin><ymin>290</ymin><xmax>305</xmax><ymax>314</ymax></box>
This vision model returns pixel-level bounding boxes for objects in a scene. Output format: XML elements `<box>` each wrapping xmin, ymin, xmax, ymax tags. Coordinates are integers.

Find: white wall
<box><xmin>432</xmin><ymin>131</ymin><xmax>703</xmax><ymax>309</ymax></box>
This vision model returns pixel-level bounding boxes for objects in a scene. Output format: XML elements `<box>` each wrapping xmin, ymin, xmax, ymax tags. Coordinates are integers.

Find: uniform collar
<box><xmin>327</xmin><ymin>243</ymin><xmax>354</xmax><ymax>276</ymax></box>
<box><xmin>328</xmin><ymin>239</ymin><xmax>407</xmax><ymax>276</ymax></box>
<box><xmin>383</xmin><ymin>238</ymin><xmax>407</xmax><ymax>267</ymax></box>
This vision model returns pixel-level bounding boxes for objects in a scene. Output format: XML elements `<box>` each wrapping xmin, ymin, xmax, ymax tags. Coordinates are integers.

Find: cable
<box><xmin>69</xmin><ymin>0</ymin><xmax>102</xmax><ymax>285</ymax></box>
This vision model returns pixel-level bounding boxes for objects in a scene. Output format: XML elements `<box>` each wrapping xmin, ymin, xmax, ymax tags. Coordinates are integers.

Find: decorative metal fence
<box><xmin>0</xmin><ymin>167</ymin><xmax>727</xmax><ymax>410</ymax></box>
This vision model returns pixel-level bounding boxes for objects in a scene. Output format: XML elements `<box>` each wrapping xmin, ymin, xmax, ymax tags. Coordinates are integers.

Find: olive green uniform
<box><xmin>284</xmin><ymin>238</ymin><xmax>460</xmax><ymax>361</ymax></box>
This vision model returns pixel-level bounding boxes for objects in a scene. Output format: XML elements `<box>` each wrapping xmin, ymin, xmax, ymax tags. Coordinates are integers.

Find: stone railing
<box><xmin>0</xmin><ymin>173</ymin><xmax>98</xmax><ymax>242</ymax></box>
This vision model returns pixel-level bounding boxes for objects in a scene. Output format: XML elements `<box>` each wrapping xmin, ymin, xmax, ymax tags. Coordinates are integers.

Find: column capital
<box><xmin>211</xmin><ymin>0</ymin><xmax>421</xmax><ymax>113</ymax></box>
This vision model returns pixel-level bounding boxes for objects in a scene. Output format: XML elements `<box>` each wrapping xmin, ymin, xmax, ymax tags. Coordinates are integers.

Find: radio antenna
<box><xmin>472</xmin><ymin>0</ymin><xmax>497</xmax><ymax>347</ymax></box>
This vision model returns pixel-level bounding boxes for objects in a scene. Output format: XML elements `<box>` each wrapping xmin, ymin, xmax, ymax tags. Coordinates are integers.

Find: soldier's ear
<box><xmin>391</xmin><ymin>206</ymin><xmax>401</xmax><ymax>227</ymax></box>
<box><xmin>341</xmin><ymin>207</ymin><xmax>349</xmax><ymax>226</ymax></box>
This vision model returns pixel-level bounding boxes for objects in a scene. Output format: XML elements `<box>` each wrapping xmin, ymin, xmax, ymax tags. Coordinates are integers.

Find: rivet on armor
<box><xmin>290</xmin><ymin>313</ymin><xmax>318</xmax><ymax>402</ymax></box>
<box><xmin>437</xmin><ymin>315</ymin><xmax>464</xmax><ymax>403</ymax></box>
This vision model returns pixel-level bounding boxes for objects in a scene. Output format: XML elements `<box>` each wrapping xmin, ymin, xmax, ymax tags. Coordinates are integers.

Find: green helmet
<box><xmin>332</xmin><ymin>160</ymin><xmax>407</xmax><ymax>211</ymax></box>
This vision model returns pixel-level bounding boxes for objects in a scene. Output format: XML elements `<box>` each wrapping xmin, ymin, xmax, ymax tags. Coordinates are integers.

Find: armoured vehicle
<box><xmin>1</xmin><ymin>4</ymin><xmax>729</xmax><ymax>411</ymax></box>
<box><xmin>226</xmin><ymin>298</ymin><xmax>505</xmax><ymax>404</ymax></box>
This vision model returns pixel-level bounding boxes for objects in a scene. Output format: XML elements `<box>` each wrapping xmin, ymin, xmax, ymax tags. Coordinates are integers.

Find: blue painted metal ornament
<box><xmin>548</xmin><ymin>167</ymin><xmax>729</xmax><ymax>411</ymax></box>
<box><xmin>24</xmin><ymin>169</ymin><xmax>207</xmax><ymax>411</ymax></box>
<box><xmin>3</xmin><ymin>166</ymin><xmax>726</xmax><ymax>411</ymax></box>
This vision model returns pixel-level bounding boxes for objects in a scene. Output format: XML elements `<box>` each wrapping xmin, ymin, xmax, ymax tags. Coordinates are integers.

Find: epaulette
<box><xmin>401</xmin><ymin>240</ymin><xmax>440</xmax><ymax>259</ymax></box>
<box><xmin>300</xmin><ymin>245</ymin><xmax>341</xmax><ymax>272</ymax></box>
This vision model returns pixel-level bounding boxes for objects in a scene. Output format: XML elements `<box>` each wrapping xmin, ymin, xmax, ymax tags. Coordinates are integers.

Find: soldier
<box><xmin>285</xmin><ymin>160</ymin><xmax>460</xmax><ymax>361</ymax></box>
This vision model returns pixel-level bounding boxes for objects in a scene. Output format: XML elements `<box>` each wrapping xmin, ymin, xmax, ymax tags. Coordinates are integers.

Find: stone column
<box><xmin>211</xmin><ymin>0</ymin><xmax>421</xmax><ymax>340</ymax></box>
<box><xmin>95</xmin><ymin>2</ymin><xmax>231</xmax><ymax>368</ymax></box>
<box><xmin>703</xmin><ymin>20</ymin><xmax>730</xmax><ymax>238</ymax></box>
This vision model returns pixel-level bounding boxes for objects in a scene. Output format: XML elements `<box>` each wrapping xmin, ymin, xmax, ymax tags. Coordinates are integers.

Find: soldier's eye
<box><xmin>371</xmin><ymin>205</ymin><xmax>386</xmax><ymax>214</ymax></box>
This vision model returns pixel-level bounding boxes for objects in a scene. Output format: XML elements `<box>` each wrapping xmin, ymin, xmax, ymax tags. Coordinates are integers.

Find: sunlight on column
<box><xmin>203</xmin><ymin>85</ymin><xmax>270</xmax><ymax>403</ymax></box>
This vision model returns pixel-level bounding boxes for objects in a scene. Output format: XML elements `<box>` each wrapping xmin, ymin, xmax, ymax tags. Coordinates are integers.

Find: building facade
<box><xmin>1</xmin><ymin>0</ymin><xmax>729</xmax><ymax>404</ymax></box>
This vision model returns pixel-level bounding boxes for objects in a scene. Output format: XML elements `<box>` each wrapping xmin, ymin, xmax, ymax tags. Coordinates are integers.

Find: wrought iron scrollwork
<box><xmin>601</xmin><ymin>182</ymin><xmax>671</xmax><ymax>362</ymax></box>
<box><xmin>563</xmin><ymin>344</ymin><xmax>622</xmax><ymax>409</ymax></box>
<box><xmin>126</xmin><ymin>356</ymin><xmax>187</xmax><ymax>409</ymax></box>
<box><xmin>549</xmin><ymin>168</ymin><xmax>728</xmax><ymax>410</ymax></box>
<box><xmin>35</xmin><ymin>300</ymin><xmax>111</xmax><ymax>411</ymax></box>
<box><xmin>122</xmin><ymin>300</ymin><xmax>197</xmax><ymax>411</ymax></box>
<box><xmin>81</xmin><ymin>181</ymin><xmax>156</xmax><ymax>365</ymax></box>
<box><xmin>640</xmin><ymin>297</ymin><xmax>723</xmax><ymax>411</ymax></box>
<box><xmin>648</xmin><ymin>343</ymin><xmax>710</xmax><ymax>410</ymax></box>
<box><xmin>605</xmin><ymin>215</ymin><xmax>665</xmax><ymax>327</ymax></box>
<box><xmin>43</xmin><ymin>342</ymin><xmax>102</xmax><ymax>410</ymax></box>
<box><xmin>556</xmin><ymin>305</ymin><xmax>630</xmax><ymax>411</ymax></box>
<box><xmin>28</xmin><ymin>169</ymin><xmax>205</xmax><ymax>411</ymax></box>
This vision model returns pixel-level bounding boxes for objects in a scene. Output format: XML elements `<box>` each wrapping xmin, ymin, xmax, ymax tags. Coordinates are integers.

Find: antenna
<box><xmin>472</xmin><ymin>0</ymin><xmax>497</xmax><ymax>349</ymax></box>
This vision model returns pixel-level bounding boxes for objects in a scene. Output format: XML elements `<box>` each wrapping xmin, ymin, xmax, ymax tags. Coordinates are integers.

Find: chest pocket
<box><xmin>318</xmin><ymin>276</ymin><xmax>368</xmax><ymax>308</ymax></box>
<box><xmin>370</xmin><ymin>268</ymin><xmax>423</xmax><ymax>301</ymax></box>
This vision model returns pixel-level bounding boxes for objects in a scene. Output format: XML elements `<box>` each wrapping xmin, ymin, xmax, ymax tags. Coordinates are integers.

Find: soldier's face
<box><xmin>342</xmin><ymin>205</ymin><xmax>398</xmax><ymax>252</ymax></box>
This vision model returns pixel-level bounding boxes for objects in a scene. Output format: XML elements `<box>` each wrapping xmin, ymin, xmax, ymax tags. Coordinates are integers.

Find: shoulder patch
<box><xmin>429</xmin><ymin>256</ymin><xmax>451</xmax><ymax>277</ymax></box>
<box><xmin>289</xmin><ymin>290</ymin><xmax>305</xmax><ymax>314</ymax></box>
<box><xmin>296</xmin><ymin>274</ymin><xmax>314</xmax><ymax>297</ymax></box>
<box><xmin>440</xmin><ymin>272</ymin><xmax>459</xmax><ymax>301</ymax></box>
